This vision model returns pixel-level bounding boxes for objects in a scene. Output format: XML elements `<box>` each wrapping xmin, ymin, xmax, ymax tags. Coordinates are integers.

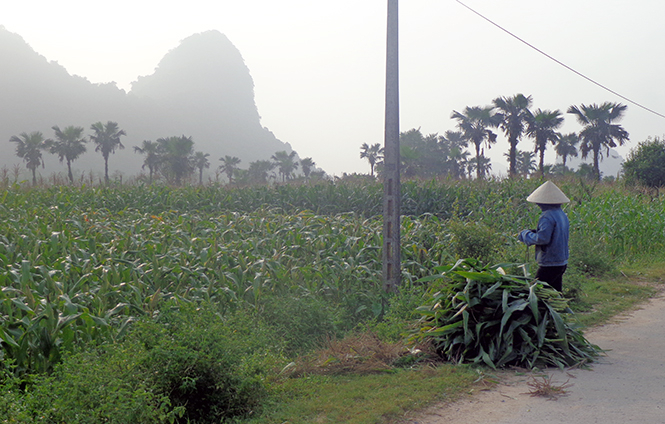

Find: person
<box><xmin>518</xmin><ymin>181</ymin><xmax>570</xmax><ymax>292</ymax></box>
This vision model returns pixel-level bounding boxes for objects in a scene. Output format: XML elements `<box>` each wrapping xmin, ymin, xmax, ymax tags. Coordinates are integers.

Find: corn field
<box><xmin>0</xmin><ymin>178</ymin><xmax>664</xmax><ymax>376</ymax></box>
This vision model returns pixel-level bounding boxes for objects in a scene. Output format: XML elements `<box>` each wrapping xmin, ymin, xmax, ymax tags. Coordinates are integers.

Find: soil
<box><xmin>403</xmin><ymin>294</ymin><xmax>665</xmax><ymax>424</ymax></box>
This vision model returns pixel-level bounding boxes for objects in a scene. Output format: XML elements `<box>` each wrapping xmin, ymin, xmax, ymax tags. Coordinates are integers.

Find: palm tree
<box><xmin>567</xmin><ymin>102</ymin><xmax>629</xmax><ymax>181</ymax></box>
<box><xmin>359</xmin><ymin>143</ymin><xmax>384</xmax><ymax>177</ymax></box>
<box><xmin>89</xmin><ymin>121</ymin><xmax>126</xmax><ymax>184</ymax></box>
<box><xmin>247</xmin><ymin>160</ymin><xmax>275</xmax><ymax>184</ymax></box>
<box><xmin>400</xmin><ymin>144</ymin><xmax>421</xmax><ymax>178</ymax></box>
<box><xmin>193</xmin><ymin>151</ymin><xmax>210</xmax><ymax>185</ymax></box>
<box><xmin>133</xmin><ymin>140</ymin><xmax>161</xmax><ymax>184</ymax></box>
<box><xmin>493</xmin><ymin>94</ymin><xmax>533</xmax><ymax>178</ymax></box>
<box><xmin>555</xmin><ymin>133</ymin><xmax>580</xmax><ymax>170</ymax></box>
<box><xmin>451</xmin><ymin>106</ymin><xmax>501</xmax><ymax>179</ymax></box>
<box><xmin>300</xmin><ymin>157</ymin><xmax>316</xmax><ymax>180</ymax></box>
<box><xmin>9</xmin><ymin>131</ymin><xmax>47</xmax><ymax>185</ymax></box>
<box><xmin>467</xmin><ymin>152</ymin><xmax>492</xmax><ymax>180</ymax></box>
<box><xmin>526</xmin><ymin>109</ymin><xmax>563</xmax><ymax>176</ymax></box>
<box><xmin>271</xmin><ymin>150</ymin><xmax>299</xmax><ymax>182</ymax></box>
<box><xmin>46</xmin><ymin>125</ymin><xmax>87</xmax><ymax>184</ymax></box>
<box><xmin>514</xmin><ymin>150</ymin><xmax>537</xmax><ymax>177</ymax></box>
<box><xmin>441</xmin><ymin>130</ymin><xmax>469</xmax><ymax>179</ymax></box>
<box><xmin>157</xmin><ymin>135</ymin><xmax>194</xmax><ymax>185</ymax></box>
<box><xmin>218</xmin><ymin>155</ymin><xmax>241</xmax><ymax>184</ymax></box>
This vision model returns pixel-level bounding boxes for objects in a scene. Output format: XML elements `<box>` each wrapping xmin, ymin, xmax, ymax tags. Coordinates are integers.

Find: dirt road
<box><xmin>406</xmin><ymin>295</ymin><xmax>665</xmax><ymax>424</ymax></box>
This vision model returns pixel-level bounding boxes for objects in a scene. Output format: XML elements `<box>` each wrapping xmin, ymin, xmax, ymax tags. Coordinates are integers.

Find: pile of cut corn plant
<box><xmin>411</xmin><ymin>259</ymin><xmax>600</xmax><ymax>369</ymax></box>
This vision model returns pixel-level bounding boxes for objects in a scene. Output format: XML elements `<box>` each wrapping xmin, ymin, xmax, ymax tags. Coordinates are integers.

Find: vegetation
<box><xmin>8</xmin><ymin>132</ymin><xmax>46</xmax><ymax>185</ymax></box>
<box><xmin>0</xmin><ymin>178</ymin><xmax>662</xmax><ymax>422</ymax></box>
<box><xmin>526</xmin><ymin>108</ymin><xmax>564</xmax><ymax>175</ymax></box>
<box><xmin>7</xmin><ymin>94</ymin><xmax>632</xmax><ymax>185</ymax></box>
<box><xmin>622</xmin><ymin>136</ymin><xmax>665</xmax><ymax>188</ymax></box>
<box><xmin>46</xmin><ymin>125</ymin><xmax>87</xmax><ymax>184</ymax></box>
<box><xmin>89</xmin><ymin>121</ymin><xmax>126</xmax><ymax>184</ymax></box>
<box><xmin>493</xmin><ymin>94</ymin><xmax>532</xmax><ymax>178</ymax></box>
<box><xmin>411</xmin><ymin>260</ymin><xmax>599</xmax><ymax>369</ymax></box>
<box><xmin>349</xmin><ymin>96</ymin><xmax>630</xmax><ymax>184</ymax></box>
<box><xmin>567</xmin><ymin>102</ymin><xmax>629</xmax><ymax>181</ymax></box>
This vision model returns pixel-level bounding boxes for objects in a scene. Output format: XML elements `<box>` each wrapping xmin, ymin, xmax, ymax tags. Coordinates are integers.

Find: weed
<box><xmin>525</xmin><ymin>374</ymin><xmax>574</xmax><ymax>400</ymax></box>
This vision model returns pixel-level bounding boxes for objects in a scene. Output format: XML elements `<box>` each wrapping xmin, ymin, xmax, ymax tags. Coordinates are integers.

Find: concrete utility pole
<box><xmin>382</xmin><ymin>0</ymin><xmax>400</xmax><ymax>292</ymax></box>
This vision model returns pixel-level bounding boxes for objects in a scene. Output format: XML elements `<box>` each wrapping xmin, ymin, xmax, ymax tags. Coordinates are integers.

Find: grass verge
<box><xmin>569</xmin><ymin>263</ymin><xmax>664</xmax><ymax>327</ymax></box>
<box><xmin>246</xmin><ymin>365</ymin><xmax>481</xmax><ymax>424</ymax></box>
<box><xmin>245</xmin><ymin>261</ymin><xmax>665</xmax><ymax>424</ymax></box>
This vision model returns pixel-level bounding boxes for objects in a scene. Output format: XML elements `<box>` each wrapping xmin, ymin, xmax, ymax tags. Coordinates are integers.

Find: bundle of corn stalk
<box><xmin>410</xmin><ymin>259</ymin><xmax>600</xmax><ymax>369</ymax></box>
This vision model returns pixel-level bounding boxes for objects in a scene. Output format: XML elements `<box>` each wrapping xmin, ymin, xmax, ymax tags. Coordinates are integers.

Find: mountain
<box><xmin>0</xmin><ymin>26</ymin><xmax>293</xmax><ymax>182</ymax></box>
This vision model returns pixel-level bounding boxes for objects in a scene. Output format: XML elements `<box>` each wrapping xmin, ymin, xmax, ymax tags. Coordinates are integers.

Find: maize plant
<box><xmin>411</xmin><ymin>259</ymin><xmax>601</xmax><ymax>369</ymax></box>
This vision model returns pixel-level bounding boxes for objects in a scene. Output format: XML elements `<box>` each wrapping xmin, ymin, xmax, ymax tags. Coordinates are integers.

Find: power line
<box><xmin>455</xmin><ymin>0</ymin><xmax>665</xmax><ymax>120</ymax></box>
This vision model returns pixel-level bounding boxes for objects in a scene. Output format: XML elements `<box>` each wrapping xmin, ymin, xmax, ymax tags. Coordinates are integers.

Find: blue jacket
<box><xmin>518</xmin><ymin>204</ymin><xmax>569</xmax><ymax>267</ymax></box>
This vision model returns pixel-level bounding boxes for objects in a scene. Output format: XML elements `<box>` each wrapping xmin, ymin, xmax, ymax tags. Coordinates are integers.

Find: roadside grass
<box><xmin>245</xmin><ymin>260</ymin><xmax>665</xmax><ymax>424</ymax></box>
<box><xmin>568</xmin><ymin>261</ymin><xmax>665</xmax><ymax>328</ymax></box>
<box><xmin>247</xmin><ymin>365</ymin><xmax>481</xmax><ymax>424</ymax></box>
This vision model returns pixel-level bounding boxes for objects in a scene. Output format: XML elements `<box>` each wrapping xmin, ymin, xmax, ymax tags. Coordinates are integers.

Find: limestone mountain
<box><xmin>0</xmin><ymin>26</ymin><xmax>292</xmax><ymax>182</ymax></box>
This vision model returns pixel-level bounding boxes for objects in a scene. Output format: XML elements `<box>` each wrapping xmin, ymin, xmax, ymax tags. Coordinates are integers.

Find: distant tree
<box><xmin>309</xmin><ymin>170</ymin><xmax>327</xmax><ymax>181</ymax></box>
<box><xmin>89</xmin><ymin>121</ymin><xmax>126</xmax><ymax>184</ymax></box>
<box><xmin>567</xmin><ymin>102</ymin><xmax>629</xmax><ymax>181</ymax></box>
<box><xmin>576</xmin><ymin>163</ymin><xmax>595</xmax><ymax>180</ymax></box>
<box><xmin>526</xmin><ymin>109</ymin><xmax>563</xmax><ymax>176</ymax></box>
<box><xmin>133</xmin><ymin>140</ymin><xmax>161</xmax><ymax>184</ymax></box>
<box><xmin>271</xmin><ymin>150</ymin><xmax>299</xmax><ymax>182</ymax></box>
<box><xmin>467</xmin><ymin>153</ymin><xmax>492</xmax><ymax>180</ymax></box>
<box><xmin>359</xmin><ymin>143</ymin><xmax>383</xmax><ymax>177</ymax></box>
<box><xmin>508</xmin><ymin>150</ymin><xmax>537</xmax><ymax>177</ymax></box>
<box><xmin>451</xmin><ymin>106</ymin><xmax>501</xmax><ymax>179</ymax></box>
<box><xmin>247</xmin><ymin>160</ymin><xmax>275</xmax><ymax>184</ymax></box>
<box><xmin>46</xmin><ymin>125</ymin><xmax>87</xmax><ymax>183</ymax></box>
<box><xmin>550</xmin><ymin>164</ymin><xmax>570</xmax><ymax>176</ymax></box>
<box><xmin>400</xmin><ymin>144</ymin><xmax>421</xmax><ymax>178</ymax></box>
<box><xmin>300</xmin><ymin>157</ymin><xmax>316</xmax><ymax>180</ymax></box>
<box><xmin>493</xmin><ymin>94</ymin><xmax>532</xmax><ymax>178</ymax></box>
<box><xmin>622</xmin><ymin>136</ymin><xmax>665</xmax><ymax>187</ymax></box>
<box><xmin>219</xmin><ymin>155</ymin><xmax>241</xmax><ymax>184</ymax></box>
<box><xmin>9</xmin><ymin>131</ymin><xmax>47</xmax><ymax>185</ymax></box>
<box><xmin>399</xmin><ymin>129</ymin><xmax>450</xmax><ymax>178</ymax></box>
<box><xmin>555</xmin><ymin>133</ymin><xmax>580</xmax><ymax>170</ymax></box>
<box><xmin>441</xmin><ymin>130</ymin><xmax>469</xmax><ymax>179</ymax></box>
<box><xmin>157</xmin><ymin>135</ymin><xmax>194</xmax><ymax>185</ymax></box>
<box><xmin>193</xmin><ymin>151</ymin><xmax>210</xmax><ymax>185</ymax></box>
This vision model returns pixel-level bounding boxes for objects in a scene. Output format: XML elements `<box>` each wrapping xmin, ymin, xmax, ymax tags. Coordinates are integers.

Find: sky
<box><xmin>2</xmin><ymin>0</ymin><xmax>664</xmax><ymax>177</ymax></box>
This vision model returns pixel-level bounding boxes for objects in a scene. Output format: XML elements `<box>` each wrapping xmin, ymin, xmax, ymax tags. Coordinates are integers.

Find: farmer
<box><xmin>518</xmin><ymin>181</ymin><xmax>570</xmax><ymax>292</ymax></box>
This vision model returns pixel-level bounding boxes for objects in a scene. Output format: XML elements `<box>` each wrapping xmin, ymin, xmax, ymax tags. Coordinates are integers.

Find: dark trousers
<box><xmin>535</xmin><ymin>265</ymin><xmax>567</xmax><ymax>292</ymax></box>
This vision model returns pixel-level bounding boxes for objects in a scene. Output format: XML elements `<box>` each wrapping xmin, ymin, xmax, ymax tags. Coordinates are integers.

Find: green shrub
<box><xmin>446</xmin><ymin>219</ymin><xmax>504</xmax><ymax>263</ymax></box>
<box><xmin>139</xmin><ymin>305</ymin><xmax>283</xmax><ymax>424</ymax></box>
<box><xmin>259</xmin><ymin>295</ymin><xmax>343</xmax><ymax>355</ymax></box>
<box><xmin>622</xmin><ymin>136</ymin><xmax>665</xmax><ymax>187</ymax></box>
<box><xmin>3</xmin><ymin>342</ymin><xmax>176</xmax><ymax>424</ymax></box>
<box><xmin>3</xmin><ymin>304</ymin><xmax>286</xmax><ymax>424</ymax></box>
<box><xmin>359</xmin><ymin>283</ymin><xmax>428</xmax><ymax>343</ymax></box>
<box><xmin>569</xmin><ymin>232</ymin><xmax>616</xmax><ymax>276</ymax></box>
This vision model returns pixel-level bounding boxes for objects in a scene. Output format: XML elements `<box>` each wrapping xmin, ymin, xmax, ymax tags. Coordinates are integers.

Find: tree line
<box><xmin>8</xmin><ymin>121</ymin><xmax>322</xmax><ymax>186</ymax></box>
<box><xmin>361</xmin><ymin>94</ymin><xmax>629</xmax><ymax>181</ymax></box>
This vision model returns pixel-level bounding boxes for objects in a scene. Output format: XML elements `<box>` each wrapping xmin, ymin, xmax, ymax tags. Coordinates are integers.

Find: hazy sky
<box><xmin>2</xmin><ymin>0</ymin><xmax>664</xmax><ymax>177</ymax></box>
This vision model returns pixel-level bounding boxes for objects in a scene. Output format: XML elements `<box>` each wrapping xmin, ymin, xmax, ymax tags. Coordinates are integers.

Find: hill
<box><xmin>0</xmin><ymin>26</ymin><xmax>293</xmax><ymax>182</ymax></box>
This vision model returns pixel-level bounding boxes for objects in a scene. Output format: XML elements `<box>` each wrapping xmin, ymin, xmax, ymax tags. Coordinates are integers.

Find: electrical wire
<box><xmin>455</xmin><ymin>0</ymin><xmax>665</xmax><ymax>120</ymax></box>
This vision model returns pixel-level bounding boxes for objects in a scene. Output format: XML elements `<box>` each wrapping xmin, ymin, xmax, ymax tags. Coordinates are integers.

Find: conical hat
<box><xmin>526</xmin><ymin>181</ymin><xmax>570</xmax><ymax>204</ymax></box>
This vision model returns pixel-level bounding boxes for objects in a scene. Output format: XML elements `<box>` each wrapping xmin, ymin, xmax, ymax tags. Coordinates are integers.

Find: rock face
<box><xmin>0</xmin><ymin>26</ymin><xmax>291</xmax><ymax>182</ymax></box>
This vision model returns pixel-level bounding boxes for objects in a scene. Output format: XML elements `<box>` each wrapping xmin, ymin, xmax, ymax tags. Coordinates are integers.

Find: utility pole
<box><xmin>382</xmin><ymin>0</ymin><xmax>400</xmax><ymax>292</ymax></box>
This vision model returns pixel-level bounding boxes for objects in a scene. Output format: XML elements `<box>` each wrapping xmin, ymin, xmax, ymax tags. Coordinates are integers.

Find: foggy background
<box><xmin>1</xmin><ymin>0</ymin><xmax>664</xmax><ymax>178</ymax></box>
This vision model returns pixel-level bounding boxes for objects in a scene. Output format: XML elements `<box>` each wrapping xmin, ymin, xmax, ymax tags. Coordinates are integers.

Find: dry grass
<box><xmin>293</xmin><ymin>332</ymin><xmax>408</xmax><ymax>375</ymax></box>
<box><xmin>524</xmin><ymin>374</ymin><xmax>574</xmax><ymax>400</ymax></box>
